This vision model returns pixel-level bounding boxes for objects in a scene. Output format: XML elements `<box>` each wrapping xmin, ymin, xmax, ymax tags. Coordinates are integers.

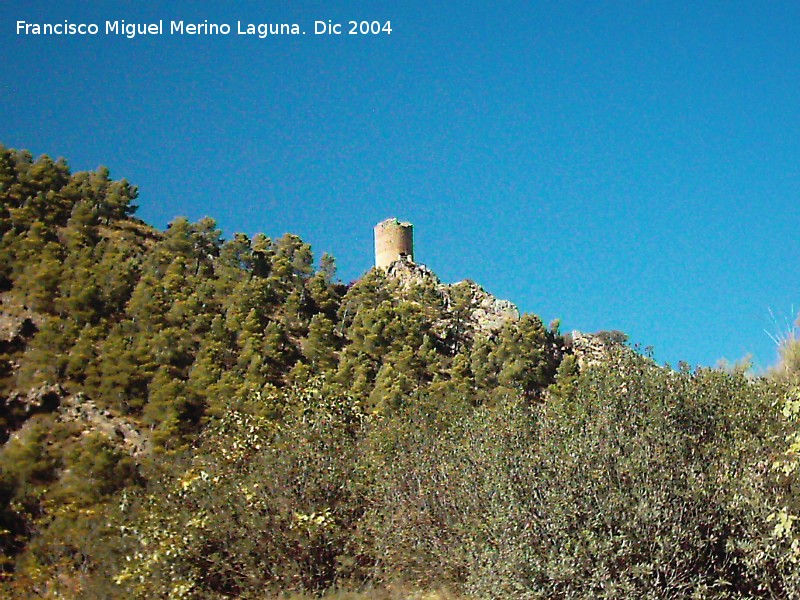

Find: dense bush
<box><xmin>354</xmin><ymin>351</ymin><xmax>795</xmax><ymax>598</ymax></box>
<box><xmin>95</xmin><ymin>355</ymin><xmax>797</xmax><ymax>598</ymax></box>
<box><xmin>101</xmin><ymin>382</ymin><xmax>366</xmax><ymax>599</ymax></box>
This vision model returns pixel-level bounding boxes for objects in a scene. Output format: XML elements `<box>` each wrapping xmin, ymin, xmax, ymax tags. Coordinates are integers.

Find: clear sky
<box><xmin>3</xmin><ymin>1</ymin><xmax>800</xmax><ymax>370</ymax></box>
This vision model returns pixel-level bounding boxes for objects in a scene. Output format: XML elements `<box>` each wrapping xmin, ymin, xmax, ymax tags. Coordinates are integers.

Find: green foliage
<box><xmin>356</xmin><ymin>354</ymin><xmax>793</xmax><ymax>598</ymax></box>
<box><xmin>770</xmin><ymin>388</ymin><xmax>800</xmax><ymax>572</ymax></box>
<box><xmin>110</xmin><ymin>382</ymin><xmax>365</xmax><ymax>599</ymax></box>
<box><xmin>1</xmin><ymin>143</ymin><xmax>796</xmax><ymax>597</ymax></box>
<box><xmin>471</xmin><ymin>314</ymin><xmax>562</xmax><ymax>403</ymax></box>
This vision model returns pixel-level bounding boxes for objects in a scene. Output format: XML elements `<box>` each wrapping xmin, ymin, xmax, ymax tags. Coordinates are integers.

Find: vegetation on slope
<box><xmin>1</xmin><ymin>144</ymin><xmax>799</xmax><ymax>598</ymax></box>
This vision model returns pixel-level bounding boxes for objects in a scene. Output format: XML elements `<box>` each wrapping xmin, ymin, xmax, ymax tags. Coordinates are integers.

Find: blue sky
<box><xmin>3</xmin><ymin>1</ymin><xmax>800</xmax><ymax>370</ymax></box>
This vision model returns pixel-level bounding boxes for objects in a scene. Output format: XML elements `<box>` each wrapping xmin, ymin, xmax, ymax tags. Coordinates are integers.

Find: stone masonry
<box><xmin>374</xmin><ymin>217</ymin><xmax>414</xmax><ymax>269</ymax></box>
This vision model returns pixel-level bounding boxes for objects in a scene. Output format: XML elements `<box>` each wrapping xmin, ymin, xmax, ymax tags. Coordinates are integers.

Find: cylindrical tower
<box><xmin>374</xmin><ymin>218</ymin><xmax>414</xmax><ymax>269</ymax></box>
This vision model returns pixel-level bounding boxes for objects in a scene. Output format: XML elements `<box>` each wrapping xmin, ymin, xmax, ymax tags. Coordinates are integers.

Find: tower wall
<box><xmin>374</xmin><ymin>218</ymin><xmax>414</xmax><ymax>269</ymax></box>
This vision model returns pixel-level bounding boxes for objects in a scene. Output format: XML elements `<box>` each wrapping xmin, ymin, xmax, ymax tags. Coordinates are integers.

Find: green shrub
<box><xmin>109</xmin><ymin>382</ymin><xmax>366</xmax><ymax>599</ymax></box>
<box><xmin>355</xmin><ymin>351</ymin><xmax>795</xmax><ymax>598</ymax></box>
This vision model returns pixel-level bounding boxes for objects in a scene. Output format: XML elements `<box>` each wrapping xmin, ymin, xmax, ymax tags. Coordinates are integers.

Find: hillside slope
<box><xmin>0</xmin><ymin>144</ymin><xmax>797</xmax><ymax>599</ymax></box>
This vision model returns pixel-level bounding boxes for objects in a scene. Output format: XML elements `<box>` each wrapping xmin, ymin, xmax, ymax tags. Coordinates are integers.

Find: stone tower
<box><xmin>374</xmin><ymin>218</ymin><xmax>414</xmax><ymax>269</ymax></box>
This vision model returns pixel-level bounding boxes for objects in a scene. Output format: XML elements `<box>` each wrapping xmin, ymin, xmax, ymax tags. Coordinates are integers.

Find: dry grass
<box><xmin>767</xmin><ymin>307</ymin><xmax>800</xmax><ymax>381</ymax></box>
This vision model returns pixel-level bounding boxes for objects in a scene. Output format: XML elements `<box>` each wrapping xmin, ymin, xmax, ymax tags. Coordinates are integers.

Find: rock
<box><xmin>59</xmin><ymin>393</ymin><xmax>150</xmax><ymax>458</ymax></box>
<box><xmin>0</xmin><ymin>300</ymin><xmax>40</xmax><ymax>383</ymax></box>
<box><xmin>5</xmin><ymin>383</ymin><xmax>65</xmax><ymax>417</ymax></box>
<box><xmin>569</xmin><ymin>330</ymin><xmax>635</xmax><ymax>370</ymax></box>
<box><xmin>0</xmin><ymin>312</ymin><xmax>37</xmax><ymax>346</ymax></box>
<box><xmin>0</xmin><ymin>293</ymin><xmax>40</xmax><ymax>344</ymax></box>
<box><xmin>382</xmin><ymin>259</ymin><xmax>520</xmax><ymax>338</ymax></box>
<box><xmin>3</xmin><ymin>383</ymin><xmax>150</xmax><ymax>458</ymax></box>
<box><xmin>385</xmin><ymin>258</ymin><xmax>440</xmax><ymax>290</ymax></box>
<box><xmin>456</xmin><ymin>280</ymin><xmax>520</xmax><ymax>335</ymax></box>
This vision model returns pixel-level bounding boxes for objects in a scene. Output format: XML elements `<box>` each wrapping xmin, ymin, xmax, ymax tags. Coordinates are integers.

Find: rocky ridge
<box><xmin>384</xmin><ymin>259</ymin><xmax>640</xmax><ymax>372</ymax></box>
<box><xmin>385</xmin><ymin>258</ymin><xmax>520</xmax><ymax>336</ymax></box>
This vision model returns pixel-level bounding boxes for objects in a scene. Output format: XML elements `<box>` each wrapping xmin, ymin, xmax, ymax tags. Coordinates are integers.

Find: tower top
<box><xmin>374</xmin><ymin>218</ymin><xmax>414</xmax><ymax>269</ymax></box>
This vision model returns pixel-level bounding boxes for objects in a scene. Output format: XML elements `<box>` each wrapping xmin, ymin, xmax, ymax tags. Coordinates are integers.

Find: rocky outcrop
<box><xmin>59</xmin><ymin>393</ymin><xmax>150</xmax><ymax>458</ymax></box>
<box><xmin>0</xmin><ymin>294</ymin><xmax>149</xmax><ymax>458</ymax></box>
<box><xmin>385</xmin><ymin>258</ymin><xmax>440</xmax><ymax>290</ymax></box>
<box><xmin>0</xmin><ymin>294</ymin><xmax>40</xmax><ymax>345</ymax></box>
<box><xmin>0</xmin><ymin>313</ymin><xmax>37</xmax><ymax>346</ymax></box>
<box><xmin>3</xmin><ymin>383</ymin><xmax>149</xmax><ymax>458</ymax></box>
<box><xmin>455</xmin><ymin>280</ymin><xmax>520</xmax><ymax>335</ymax></box>
<box><xmin>569</xmin><ymin>330</ymin><xmax>638</xmax><ymax>370</ymax></box>
<box><xmin>0</xmin><ymin>304</ymin><xmax>38</xmax><ymax>380</ymax></box>
<box><xmin>5</xmin><ymin>383</ymin><xmax>65</xmax><ymax>418</ymax></box>
<box><xmin>0</xmin><ymin>293</ymin><xmax>40</xmax><ymax>394</ymax></box>
<box><xmin>383</xmin><ymin>259</ymin><xmax>520</xmax><ymax>337</ymax></box>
